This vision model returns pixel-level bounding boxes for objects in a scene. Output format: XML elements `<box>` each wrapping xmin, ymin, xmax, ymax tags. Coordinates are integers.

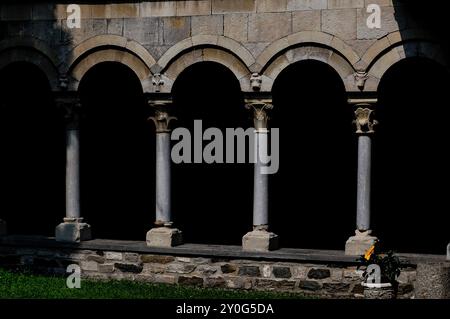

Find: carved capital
<box><xmin>152</xmin><ymin>74</ymin><xmax>165</xmax><ymax>93</ymax></box>
<box><xmin>245</xmin><ymin>99</ymin><xmax>273</xmax><ymax>131</ymax></box>
<box><xmin>354</xmin><ymin>71</ymin><xmax>369</xmax><ymax>91</ymax></box>
<box><xmin>353</xmin><ymin>104</ymin><xmax>378</xmax><ymax>134</ymax></box>
<box><xmin>250</xmin><ymin>73</ymin><xmax>262</xmax><ymax>91</ymax></box>
<box><xmin>56</xmin><ymin>95</ymin><xmax>82</xmax><ymax>130</ymax></box>
<box><xmin>148</xmin><ymin>100</ymin><xmax>176</xmax><ymax>133</ymax></box>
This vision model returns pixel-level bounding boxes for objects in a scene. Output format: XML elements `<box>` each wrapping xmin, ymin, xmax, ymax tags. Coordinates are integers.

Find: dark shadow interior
<box><xmin>270</xmin><ymin>60</ymin><xmax>356</xmax><ymax>250</ymax></box>
<box><xmin>374</xmin><ymin>57</ymin><xmax>450</xmax><ymax>254</ymax></box>
<box><xmin>0</xmin><ymin>62</ymin><xmax>65</xmax><ymax>236</ymax></box>
<box><xmin>171</xmin><ymin>62</ymin><xmax>253</xmax><ymax>245</ymax></box>
<box><xmin>79</xmin><ymin>61</ymin><xmax>154</xmax><ymax>240</ymax></box>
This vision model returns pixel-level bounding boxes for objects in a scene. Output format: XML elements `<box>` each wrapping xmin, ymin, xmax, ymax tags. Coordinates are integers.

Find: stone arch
<box><xmin>67</xmin><ymin>35</ymin><xmax>155</xmax><ymax>92</ymax></box>
<box><xmin>359</xmin><ymin>29</ymin><xmax>446</xmax><ymax>91</ymax></box>
<box><xmin>262</xmin><ymin>45</ymin><xmax>355</xmax><ymax>92</ymax></box>
<box><xmin>0</xmin><ymin>38</ymin><xmax>59</xmax><ymax>90</ymax></box>
<box><xmin>163</xmin><ymin>46</ymin><xmax>252</xmax><ymax>92</ymax></box>
<box><xmin>257</xmin><ymin>31</ymin><xmax>360</xmax><ymax>91</ymax></box>
<box><xmin>367</xmin><ymin>40</ymin><xmax>448</xmax><ymax>91</ymax></box>
<box><xmin>156</xmin><ymin>35</ymin><xmax>255</xmax><ymax>72</ymax></box>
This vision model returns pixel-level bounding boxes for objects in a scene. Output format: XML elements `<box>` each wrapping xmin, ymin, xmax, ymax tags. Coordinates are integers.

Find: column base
<box><xmin>447</xmin><ymin>243</ymin><xmax>450</xmax><ymax>261</ymax></box>
<box><xmin>0</xmin><ymin>220</ymin><xmax>6</xmax><ymax>236</ymax></box>
<box><xmin>242</xmin><ymin>230</ymin><xmax>279</xmax><ymax>252</ymax></box>
<box><xmin>146</xmin><ymin>227</ymin><xmax>183</xmax><ymax>247</ymax></box>
<box><xmin>345</xmin><ymin>230</ymin><xmax>377</xmax><ymax>256</ymax></box>
<box><xmin>55</xmin><ymin>218</ymin><xmax>92</xmax><ymax>243</ymax></box>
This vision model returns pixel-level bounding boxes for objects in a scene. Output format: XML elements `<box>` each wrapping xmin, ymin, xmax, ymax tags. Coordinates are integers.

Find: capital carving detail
<box><xmin>148</xmin><ymin>101</ymin><xmax>176</xmax><ymax>133</ymax></box>
<box><xmin>56</xmin><ymin>96</ymin><xmax>82</xmax><ymax>130</ymax></box>
<box><xmin>353</xmin><ymin>106</ymin><xmax>378</xmax><ymax>134</ymax></box>
<box><xmin>245</xmin><ymin>100</ymin><xmax>273</xmax><ymax>131</ymax></box>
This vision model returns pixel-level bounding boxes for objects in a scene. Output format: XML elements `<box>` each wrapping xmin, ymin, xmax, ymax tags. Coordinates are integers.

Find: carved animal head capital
<box><xmin>353</xmin><ymin>106</ymin><xmax>378</xmax><ymax>134</ymax></box>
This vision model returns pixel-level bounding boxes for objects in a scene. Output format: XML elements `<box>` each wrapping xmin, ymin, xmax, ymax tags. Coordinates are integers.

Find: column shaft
<box><xmin>66</xmin><ymin>128</ymin><xmax>81</xmax><ymax>219</ymax></box>
<box><xmin>253</xmin><ymin>131</ymin><xmax>269</xmax><ymax>227</ymax></box>
<box><xmin>356</xmin><ymin>135</ymin><xmax>371</xmax><ymax>231</ymax></box>
<box><xmin>155</xmin><ymin>132</ymin><xmax>171</xmax><ymax>224</ymax></box>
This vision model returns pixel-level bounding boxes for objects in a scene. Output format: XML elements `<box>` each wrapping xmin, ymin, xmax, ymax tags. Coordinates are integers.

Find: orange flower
<box><xmin>364</xmin><ymin>245</ymin><xmax>376</xmax><ymax>261</ymax></box>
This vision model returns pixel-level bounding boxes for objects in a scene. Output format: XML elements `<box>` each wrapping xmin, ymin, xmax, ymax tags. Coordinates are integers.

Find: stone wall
<box><xmin>1</xmin><ymin>0</ymin><xmax>446</xmax><ymax>93</ymax></box>
<box><xmin>0</xmin><ymin>244</ymin><xmax>419</xmax><ymax>299</ymax></box>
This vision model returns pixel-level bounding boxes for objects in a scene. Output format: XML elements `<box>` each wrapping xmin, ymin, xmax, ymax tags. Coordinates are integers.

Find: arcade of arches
<box><xmin>1</xmin><ymin>55</ymin><xmax>449</xmax><ymax>256</ymax></box>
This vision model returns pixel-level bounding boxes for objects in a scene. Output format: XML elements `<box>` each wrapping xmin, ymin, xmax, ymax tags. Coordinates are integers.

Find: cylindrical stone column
<box><xmin>146</xmin><ymin>99</ymin><xmax>182</xmax><ymax>247</ymax></box>
<box><xmin>155</xmin><ymin>131</ymin><xmax>171</xmax><ymax>225</ymax></box>
<box><xmin>242</xmin><ymin>99</ymin><xmax>279</xmax><ymax>252</ymax></box>
<box><xmin>66</xmin><ymin>127</ymin><xmax>81</xmax><ymax>220</ymax></box>
<box><xmin>55</xmin><ymin>96</ymin><xmax>91</xmax><ymax>243</ymax></box>
<box><xmin>345</xmin><ymin>103</ymin><xmax>378</xmax><ymax>255</ymax></box>
<box><xmin>357</xmin><ymin>135</ymin><xmax>372</xmax><ymax>231</ymax></box>
<box><xmin>253</xmin><ymin>131</ymin><xmax>269</xmax><ymax>227</ymax></box>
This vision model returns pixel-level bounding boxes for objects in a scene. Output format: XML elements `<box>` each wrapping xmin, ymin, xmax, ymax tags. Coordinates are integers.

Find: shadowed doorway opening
<box><xmin>375</xmin><ymin>57</ymin><xmax>450</xmax><ymax>254</ymax></box>
<box><xmin>271</xmin><ymin>60</ymin><xmax>355</xmax><ymax>250</ymax></box>
<box><xmin>0</xmin><ymin>62</ymin><xmax>65</xmax><ymax>236</ymax></box>
<box><xmin>171</xmin><ymin>62</ymin><xmax>253</xmax><ymax>245</ymax></box>
<box><xmin>79</xmin><ymin>62</ymin><xmax>154</xmax><ymax>240</ymax></box>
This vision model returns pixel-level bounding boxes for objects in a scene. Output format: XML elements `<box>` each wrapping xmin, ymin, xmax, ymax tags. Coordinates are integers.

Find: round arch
<box><xmin>163</xmin><ymin>47</ymin><xmax>252</xmax><ymax>92</ymax></box>
<box><xmin>69</xmin><ymin>49</ymin><xmax>151</xmax><ymax>91</ymax></box>
<box><xmin>0</xmin><ymin>38</ymin><xmax>59</xmax><ymax>90</ymax></box>
<box><xmin>255</xmin><ymin>32</ymin><xmax>359</xmax><ymax>92</ymax></box>
<box><xmin>262</xmin><ymin>45</ymin><xmax>353</xmax><ymax>91</ymax></box>
<box><xmin>367</xmin><ymin>40</ymin><xmax>448</xmax><ymax>90</ymax></box>
<box><xmin>156</xmin><ymin>35</ymin><xmax>255</xmax><ymax>72</ymax></box>
<box><xmin>67</xmin><ymin>35</ymin><xmax>155</xmax><ymax>92</ymax></box>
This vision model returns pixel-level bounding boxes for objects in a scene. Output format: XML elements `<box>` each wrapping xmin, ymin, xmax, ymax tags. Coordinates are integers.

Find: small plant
<box><xmin>359</xmin><ymin>241</ymin><xmax>402</xmax><ymax>285</ymax></box>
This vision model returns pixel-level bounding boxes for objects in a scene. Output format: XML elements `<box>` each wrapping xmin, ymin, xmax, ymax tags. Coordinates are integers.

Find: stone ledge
<box><xmin>1</xmin><ymin>235</ymin><xmax>446</xmax><ymax>266</ymax></box>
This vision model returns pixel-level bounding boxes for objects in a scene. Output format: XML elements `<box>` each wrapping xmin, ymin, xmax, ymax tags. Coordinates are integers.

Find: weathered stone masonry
<box><xmin>0</xmin><ymin>237</ymin><xmax>431</xmax><ymax>299</ymax></box>
<box><xmin>1</xmin><ymin>0</ymin><xmax>450</xmax><ymax>296</ymax></box>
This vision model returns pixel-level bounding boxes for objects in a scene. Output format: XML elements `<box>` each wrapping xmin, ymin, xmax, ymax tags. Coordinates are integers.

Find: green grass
<box><xmin>0</xmin><ymin>268</ymin><xmax>306</xmax><ymax>299</ymax></box>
